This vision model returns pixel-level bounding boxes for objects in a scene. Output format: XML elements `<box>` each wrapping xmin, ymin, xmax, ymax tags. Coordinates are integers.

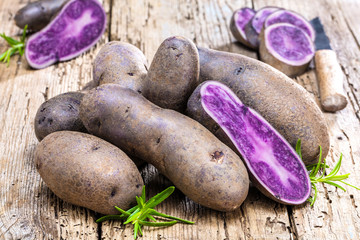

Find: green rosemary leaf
<box><xmin>95</xmin><ymin>214</ymin><xmax>125</xmax><ymax>223</ymax></box>
<box><xmin>134</xmin><ymin>222</ymin><xmax>140</xmax><ymax>240</ymax></box>
<box><xmin>296</xmin><ymin>139</ymin><xmax>302</xmax><ymax>160</ymax></box>
<box><xmin>339</xmin><ymin>180</ymin><xmax>360</xmax><ymax>190</ymax></box>
<box><xmin>327</xmin><ymin>154</ymin><xmax>343</xmax><ymax>177</ymax></box>
<box><xmin>149</xmin><ymin>209</ymin><xmax>194</xmax><ymax>224</ymax></box>
<box><xmin>322</xmin><ymin>181</ymin><xmax>347</xmax><ymax>191</ymax></box>
<box><xmin>141</xmin><ymin>186</ymin><xmax>146</xmax><ymax>202</ymax></box>
<box><xmin>114</xmin><ymin>206</ymin><xmax>131</xmax><ymax>216</ymax></box>
<box><xmin>309</xmin><ymin>146</ymin><xmax>323</xmax><ymax>178</ymax></box>
<box><xmin>138</xmin><ymin>220</ymin><xmax>178</xmax><ymax>227</ymax></box>
<box><xmin>0</xmin><ymin>25</ymin><xmax>27</xmax><ymax>66</ymax></box>
<box><xmin>145</xmin><ymin>186</ymin><xmax>175</xmax><ymax>209</ymax></box>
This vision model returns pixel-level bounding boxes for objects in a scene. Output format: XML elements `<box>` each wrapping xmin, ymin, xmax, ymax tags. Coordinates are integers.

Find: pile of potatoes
<box><xmin>34</xmin><ymin>36</ymin><xmax>330</xmax><ymax>214</ymax></box>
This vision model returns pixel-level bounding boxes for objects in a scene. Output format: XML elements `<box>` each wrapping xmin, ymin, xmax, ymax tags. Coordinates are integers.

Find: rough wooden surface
<box><xmin>1</xmin><ymin>0</ymin><xmax>360</xmax><ymax>239</ymax></box>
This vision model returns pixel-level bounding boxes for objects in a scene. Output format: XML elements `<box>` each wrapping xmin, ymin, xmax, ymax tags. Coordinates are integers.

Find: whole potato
<box><xmin>196</xmin><ymin>47</ymin><xmax>330</xmax><ymax>165</ymax></box>
<box><xmin>34</xmin><ymin>92</ymin><xmax>87</xmax><ymax>141</ymax></box>
<box><xmin>92</xmin><ymin>41</ymin><xmax>148</xmax><ymax>93</ymax></box>
<box><xmin>35</xmin><ymin>131</ymin><xmax>144</xmax><ymax>215</ymax></box>
<box><xmin>143</xmin><ymin>36</ymin><xmax>200</xmax><ymax>112</ymax></box>
<box><xmin>15</xmin><ymin>0</ymin><xmax>70</xmax><ymax>31</ymax></box>
<box><xmin>80</xmin><ymin>84</ymin><xmax>249</xmax><ymax>212</ymax></box>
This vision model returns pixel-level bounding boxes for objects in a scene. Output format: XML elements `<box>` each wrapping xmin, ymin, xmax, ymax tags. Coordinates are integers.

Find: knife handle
<box><xmin>315</xmin><ymin>49</ymin><xmax>347</xmax><ymax>112</ymax></box>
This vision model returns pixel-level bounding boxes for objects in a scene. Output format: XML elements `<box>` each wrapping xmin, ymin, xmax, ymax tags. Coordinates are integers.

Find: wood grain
<box><xmin>1</xmin><ymin>0</ymin><xmax>360</xmax><ymax>239</ymax></box>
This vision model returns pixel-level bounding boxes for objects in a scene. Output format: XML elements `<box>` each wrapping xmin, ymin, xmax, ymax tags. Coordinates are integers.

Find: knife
<box><xmin>310</xmin><ymin>17</ymin><xmax>347</xmax><ymax>112</ymax></box>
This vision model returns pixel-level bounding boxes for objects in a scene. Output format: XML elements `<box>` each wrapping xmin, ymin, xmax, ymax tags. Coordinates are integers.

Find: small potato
<box><xmin>35</xmin><ymin>131</ymin><xmax>144</xmax><ymax>215</ymax></box>
<box><xmin>80</xmin><ymin>84</ymin><xmax>249</xmax><ymax>212</ymax></box>
<box><xmin>143</xmin><ymin>36</ymin><xmax>200</xmax><ymax>112</ymax></box>
<box><xmin>34</xmin><ymin>92</ymin><xmax>86</xmax><ymax>141</ymax></box>
<box><xmin>15</xmin><ymin>0</ymin><xmax>70</xmax><ymax>31</ymax></box>
<box><xmin>92</xmin><ymin>41</ymin><xmax>148</xmax><ymax>93</ymax></box>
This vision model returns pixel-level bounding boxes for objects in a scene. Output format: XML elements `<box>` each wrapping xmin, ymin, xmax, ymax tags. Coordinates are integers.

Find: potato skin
<box><xmin>15</xmin><ymin>0</ymin><xmax>70</xmax><ymax>31</ymax></box>
<box><xmin>34</xmin><ymin>92</ymin><xmax>87</xmax><ymax>141</ymax></box>
<box><xmin>197</xmin><ymin>47</ymin><xmax>329</xmax><ymax>165</ymax></box>
<box><xmin>143</xmin><ymin>36</ymin><xmax>200</xmax><ymax>112</ymax></box>
<box><xmin>80</xmin><ymin>84</ymin><xmax>249</xmax><ymax>212</ymax></box>
<box><xmin>35</xmin><ymin>131</ymin><xmax>144</xmax><ymax>215</ymax></box>
<box><xmin>93</xmin><ymin>41</ymin><xmax>148</xmax><ymax>93</ymax></box>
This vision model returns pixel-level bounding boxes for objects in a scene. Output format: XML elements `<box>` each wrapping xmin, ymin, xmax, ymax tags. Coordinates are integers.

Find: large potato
<box><xmin>35</xmin><ymin>131</ymin><xmax>144</xmax><ymax>215</ymax></box>
<box><xmin>34</xmin><ymin>92</ymin><xmax>87</xmax><ymax>141</ymax></box>
<box><xmin>143</xmin><ymin>36</ymin><xmax>200</xmax><ymax>112</ymax></box>
<box><xmin>196</xmin><ymin>47</ymin><xmax>329</xmax><ymax>165</ymax></box>
<box><xmin>92</xmin><ymin>41</ymin><xmax>148</xmax><ymax>93</ymax></box>
<box><xmin>80</xmin><ymin>84</ymin><xmax>249</xmax><ymax>212</ymax></box>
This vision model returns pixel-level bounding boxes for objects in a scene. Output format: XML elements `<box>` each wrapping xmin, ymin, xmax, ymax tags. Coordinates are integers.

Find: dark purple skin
<box><xmin>15</xmin><ymin>0</ymin><xmax>70</xmax><ymax>32</ymax></box>
<box><xmin>25</xmin><ymin>0</ymin><xmax>106</xmax><ymax>69</ymax></box>
<box><xmin>200</xmin><ymin>81</ymin><xmax>311</xmax><ymax>205</ymax></box>
<box><xmin>244</xmin><ymin>6</ymin><xmax>280</xmax><ymax>49</ymax></box>
<box><xmin>34</xmin><ymin>92</ymin><xmax>87</xmax><ymax>141</ymax></box>
<box><xmin>264</xmin><ymin>10</ymin><xmax>315</xmax><ymax>41</ymax></box>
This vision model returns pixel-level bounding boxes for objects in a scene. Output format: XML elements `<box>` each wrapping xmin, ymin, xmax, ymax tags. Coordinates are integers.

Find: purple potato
<box><xmin>199</xmin><ymin>81</ymin><xmax>311</xmax><ymax>204</ymax></box>
<box><xmin>15</xmin><ymin>0</ymin><xmax>70</xmax><ymax>32</ymax></box>
<box><xmin>34</xmin><ymin>92</ymin><xmax>87</xmax><ymax>141</ymax></box>
<box><xmin>244</xmin><ymin>6</ymin><xmax>280</xmax><ymax>49</ymax></box>
<box><xmin>259</xmin><ymin>23</ymin><xmax>315</xmax><ymax>77</ymax></box>
<box><xmin>264</xmin><ymin>9</ymin><xmax>315</xmax><ymax>42</ymax></box>
<box><xmin>196</xmin><ymin>47</ymin><xmax>329</xmax><ymax>165</ymax></box>
<box><xmin>143</xmin><ymin>36</ymin><xmax>200</xmax><ymax>112</ymax></box>
<box><xmin>80</xmin><ymin>84</ymin><xmax>249</xmax><ymax>212</ymax></box>
<box><xmin>229</xmin><ymin>7</ymin><xmax>256</xmax><ymax>48</ymax></box>
<box><xmin>92</xmin><ymin>41</ymin><xmax>148</xmax><ymax>93</ymax></box>
<box><xmin>25</xmin><ymin>0</ymin><xmax>106</xmax><ymax>69</ymax></box>
<box><xmin>35</xmin><ymin>131</ymin><xmax>144</xmax><ymax>215</ymax></box>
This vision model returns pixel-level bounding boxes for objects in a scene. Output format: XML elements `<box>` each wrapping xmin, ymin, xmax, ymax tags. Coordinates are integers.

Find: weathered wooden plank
<box><xmin>1</xmin><ymin>0</ymin><xmax>360</xmax><ymax>239</ymax></box>
<box><xmin>0</xmin><ymin>0</ymin><xmax>111</xmax><ymax>238</ymax></box>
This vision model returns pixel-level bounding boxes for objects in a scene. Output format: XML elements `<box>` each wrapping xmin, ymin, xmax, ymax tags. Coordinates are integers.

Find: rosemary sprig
<box><xmin>0</xmin><ymin>25</ymin><xmax>27</xmax><ymax>66</ymax></box>
<box><xmin>296</xmin><ymin>139</ymin><xmax>360</xmax><ymax>206</ymax></box>
<box><xmin>96</xmin><ymin>186</ymin><xmax>194</xmax><ymax>239</ymax></box>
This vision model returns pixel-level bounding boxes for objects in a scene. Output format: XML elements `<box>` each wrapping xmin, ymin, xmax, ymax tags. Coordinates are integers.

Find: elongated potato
<box><xmin>196</xmin><ymin>47</ymin><xmax>329</xmax><ymax>165</ymax></box>
<box><xmin>80</xmin><ymin>84</ymin><xmax>249</xmax><ymax>212</ymax></box>
<box><xmin>143</xmin><ymin>36</ymin><xmax>200</xmax><ymax>112</ymax></box>
<box><xmin>92</xmin><ymin>41</ymin><xmax>148</xmax><ymax>93</ymax></box>
<box><xmin>35</xmin><ymin>131</ymin><xmax>144</xmax><ymax>215</ymax></box>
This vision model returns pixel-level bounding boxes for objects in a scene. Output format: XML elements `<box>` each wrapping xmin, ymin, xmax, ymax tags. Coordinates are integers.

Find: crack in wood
<box><xmin>341</xmin><ymin>129</ymin><xmax>356</xmax><ymax>165</ymax></box>
<box><xmin>343</xmin><ymin>17</ymin><xmax>360</xmax><ymax>50</ymax></box>
<box><xmin>286</xmin><ymin>206</ymin><xmax>298</xmax><ymax>240</ymax></box>
<box><xmin>340</xmin><ymin>64</ymin><xmax>360</xmax><ymax>122</ymax></box>
<box><xmin>222</xmin><ymin>212</ymin><xmax>230</xmax><ymax>240</ymax></box>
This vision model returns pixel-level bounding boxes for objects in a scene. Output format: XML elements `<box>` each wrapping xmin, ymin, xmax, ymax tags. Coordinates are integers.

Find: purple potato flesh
<box><xmin>230</xmin><ymin>8</ymin><xmax>256</xmax><ymax>45</ymax></box>
<box><xmin>252</xmin><ymin>7</ymin><xmax>280</xmax><ymax>34</ymax></box>
<box><xmin>264</xmin><ymin>9</ymin><xmax>315</xmax><ymax>41</ymax></box>
<box><xmin>25</xmin><ymin>0</ymin><xmax>106</xmax><ymax>69</ymax></box>
<box><xmin>264</xmin><ymin>23</ymin><xmax>314</xmax><ymax>66</ymax></box>
<box><xmin>234</xmin><ymin>8</ymin><xmax>256</xmax><ymax>34</ymax></box>
<box><xmin>244</xmin><ymin>6</ymin><xmax>280</xmax><ymax>49</ymax></box>
<box><xmin>200</xmin><ymin>81</ymin><xmax>311</xmax><ymax>204</ymax></box>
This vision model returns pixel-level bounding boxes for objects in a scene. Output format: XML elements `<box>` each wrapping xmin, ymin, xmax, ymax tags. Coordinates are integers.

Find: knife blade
<box><xmin>310</xmin><ymin>17</ymin><xmax>347</xmax><ymax>112</ymax></box>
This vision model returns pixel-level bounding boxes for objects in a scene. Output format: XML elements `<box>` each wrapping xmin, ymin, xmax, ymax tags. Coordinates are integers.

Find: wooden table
<box><xmin>1</xmin><ymin>0</ymin><xmax>360</xmax><ymax>239</ymax></box>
